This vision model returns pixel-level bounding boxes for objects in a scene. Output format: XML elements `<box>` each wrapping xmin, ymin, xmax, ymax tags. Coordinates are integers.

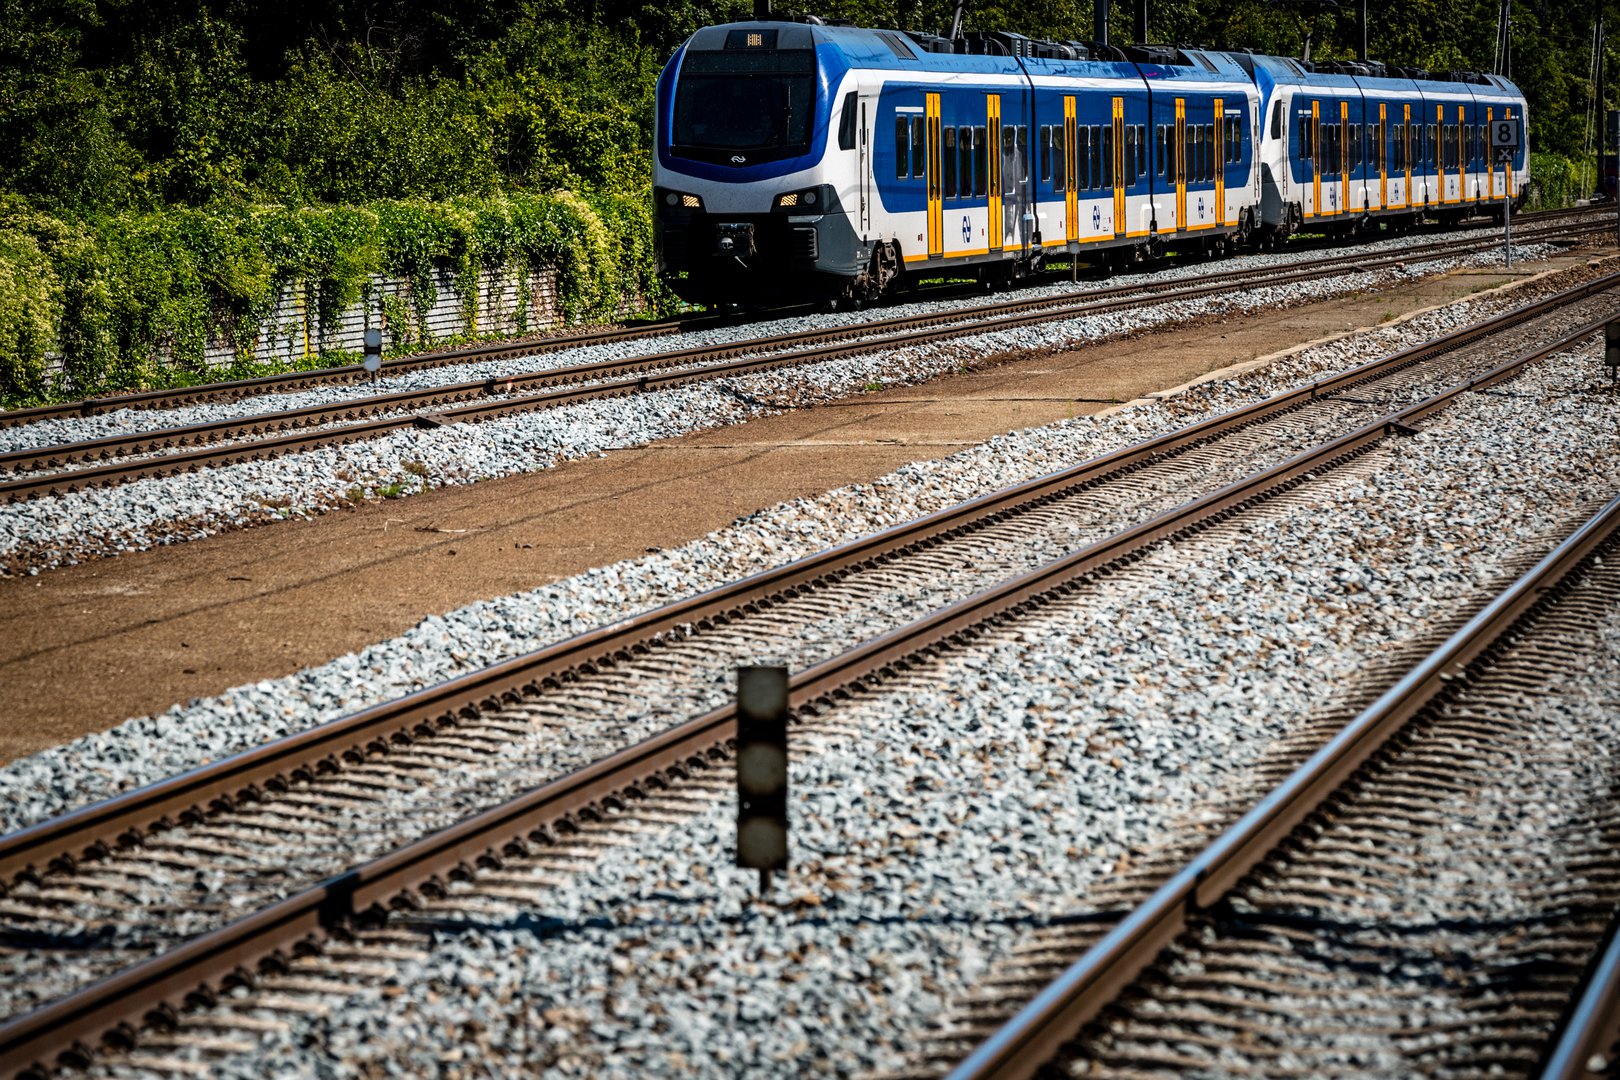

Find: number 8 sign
<box><xmin>1491</xmin><ymin>119</ymin><xmax>1521</xmax><ymax>149</ymax></box>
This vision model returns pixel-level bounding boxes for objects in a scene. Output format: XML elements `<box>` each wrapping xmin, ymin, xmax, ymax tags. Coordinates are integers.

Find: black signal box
<box><xmin>736</xmin><ymin>665</ymin><xmax>789</xmax><ymax>880</ymax></box>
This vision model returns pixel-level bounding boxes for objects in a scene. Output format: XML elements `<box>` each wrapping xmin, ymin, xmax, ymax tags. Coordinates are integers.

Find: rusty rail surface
<box><xmin>2</xmin><ymin>277</ymin><xmax>1614</xmax><ymax>1080</ymax></box>
<box><xmin>0</xmin><ymin>203</ymin><xmax>1590</xmax><ymax>434</ymax></box>
<box><xmin>947</xmin><ymin>466</ymin><xmax>1620</xmax><ymax>1079</ymax></box>
<box><xmin>1</xmin><ymin>219</ymin><xmax>1602</xmax><ymax>505</ymax></box>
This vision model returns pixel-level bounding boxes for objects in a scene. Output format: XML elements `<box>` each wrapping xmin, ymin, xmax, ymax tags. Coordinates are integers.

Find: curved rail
<box><xmin>1</xmin><ymin>275</ymin><xmax>1613</xmax><ymax>1080</ymax></box>
<box><xmin>947</xmin><ymin>478</ymin><xmax>1620</xmax><ymax>1080</ymax></box>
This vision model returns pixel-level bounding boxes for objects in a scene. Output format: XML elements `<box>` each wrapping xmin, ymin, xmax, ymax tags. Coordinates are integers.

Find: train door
<box><xmin>1064</xmin><ymin>96</ymin><xmax>1079</xmax><ymax>244</ymax></box>
<box><xmin>858</xmin><ymin>98</ymin><xmax>871</xmax><ymax>234</ymax></box>
<box><xmin>988</xmin><ymin>95</ymin><xmax>1002</xmax><ymax>254</ymax></box>
<box><xmin>1339</xmin><ymin>100</ymin><xmax>1349</xmax><ymax>216</ymax></box>
<box><xmin>1434</xmin><ymin>103</ymin><xmax>1445</xmax><ymax>205</ymax></box>
<box><xmin>1403</xmin><ymin>103</ymin><xmax>1413</xmax><ymax>207</ymax></box>
<box><xmin>1453</xmin><ymin>104</ymin><xmax>1465</xmax><ymax>203</ymax></box>
<box><xmin>1378</xmin><ymin>102</ymin><xmax>1387</xmax><ymax>210</ymax></box>
<box><xmin>1111</xmin><ymin>97</ymin><xmax>1126</xmax><ymax>239</ymax></box>
<box><xmin>1311</xmin><ymin>100</ymin><xmax>1321</xmax><ymax>219</ymax></box>
<box><xmin>1486</xmin><ymin>106</ymin><xmax>1496</xmax><ymax>201</ymax></box>
<box><xmin>929</xmin><ymin>101</ymin><xmax>944</xmax><ymax>253</ymax></box>
<box><xmin>1214</xmin><ymin>97</ymin><xmax>1225</xmax><ymax>226</ymax></box>
<box><xmin>1174</xmin><ymin>97</ymin><xmax>1186</xmax><ymax>231</ymax></box>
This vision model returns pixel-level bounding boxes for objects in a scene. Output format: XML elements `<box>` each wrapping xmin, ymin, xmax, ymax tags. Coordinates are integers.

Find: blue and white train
<box><xmin>652</xmin><ymin>20</ymin><xmax>1529</xmax><ymax>306</ymax></box>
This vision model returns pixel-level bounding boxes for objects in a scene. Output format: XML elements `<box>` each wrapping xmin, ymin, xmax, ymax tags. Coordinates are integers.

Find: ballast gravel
<box><xmin>0</xmin><ymin>251</ymin><xmax>1594</xmax><ymax>837</ymax></box>
<box><xmin>90</xmin><ymin>342</ymin><xmax>1620</xmax><ymax>1078</ymax></box>
<box><xmin>0</xmin><ymin>240</ymin><xmax>1557</xmax><ymax>576</ymax></box>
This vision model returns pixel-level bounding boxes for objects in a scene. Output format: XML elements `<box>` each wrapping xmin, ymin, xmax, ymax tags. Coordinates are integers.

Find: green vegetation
<box><xmin>0</xmin><ymin>0</ymin><xmax>1611</xmax><ymax>405</ymax></box>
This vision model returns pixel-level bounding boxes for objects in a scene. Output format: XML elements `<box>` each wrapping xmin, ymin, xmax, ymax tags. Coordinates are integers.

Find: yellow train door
<box><xmin>988</xmin><ymin>95</ymin><xmax>1002</xmax><ymax>254</ymax></box>
<box><xmin>1378</xmin><ymin>102</ymin><xmax>1387</xmax><ymax>209</ymax></box>
<box><xmin>1339</xmin><ymin>100</ymin><xmax>1349</xmax><ymax>214</ymax></box>
<box><xmin>1175</xmin><ymin>97</ymin><xmax>1186</xmax><ymax>231</ymax></box>
<box><xmin>1311</xmin><ymin>100</ymin><xmax>1321</xmax><ymax>218</ymax></box>
<box><xmin>926</xmin><ymin>93</ymin><xmax>943</xmax><ymax>258</ymax></box>
<box><xmin>1064</xmin><ymin>96</ymin><xmax>1078</xmax><ymax>244</ymax></box>
<box><xmin>1111</xmin><ymin>96</ymin><xmax>1126</xmax><ymax>239</ymax></box>
<box><xmin>1214</xmin><ymin>97</ymin><xmax>1225</xmax><ymax>226</ymax></box>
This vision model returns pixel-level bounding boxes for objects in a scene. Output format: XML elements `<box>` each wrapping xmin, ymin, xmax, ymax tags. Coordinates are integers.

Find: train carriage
<box><xmin>653</xmin><ymin>16</ymin><xmax>1529</xmax><ymax>307</ymax></box>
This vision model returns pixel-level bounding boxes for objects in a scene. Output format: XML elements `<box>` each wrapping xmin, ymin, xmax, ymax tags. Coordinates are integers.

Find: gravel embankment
<box><xmin>0</xmin><ymin>238</ymin><xmax>1556</xmax><ymax>577</ymax></box>
<box><xmin>90</xmin><ymin>340</ymin><xmax>1620</xmax><ymax>1078</ymax></box>
<box><xmin>0</xmin><ymin>255</ymin><xmax>1593</xmax><ymax>839</ymax></box>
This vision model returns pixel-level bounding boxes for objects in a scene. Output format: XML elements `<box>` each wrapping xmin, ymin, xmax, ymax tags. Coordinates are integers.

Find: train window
<box><xmin>1188</xmin><ymin>124</ymin><xmax>1200</xmax><ymax>183</ymax></box>
<box><xmin>1077</xmin><ymin>125</ymin><xmax>1090</xmax><ymax>190</ymax></box>
<box><xmin>1137</xmin><ymin>125</ymin><xmax>1148</xmax><ymax>177</ymax></box>
<box><xmin>1124</xmin><ymin>126</ymin><xmax>1136</xmax><ymax>183</ymax></box>
<box><xmin>912</xmin><ymin>116</ymin><xmax>926</xmax><ymax>178</ymax></box>
<box><xmin>953</xmin><ymin>127</ymin><xmax>965</xmax><ymax>195</ymax></box>
<box><xmin>1056</xmin><ymin>127</ymin><xmax>1069</xmax><ymax>192</ymax></box>
<box><xmin>974</xmin><ymin>125</ymin><xmax>988</xmax><ymax>196</ymax></box>
<box><xmin>943</xmin><ymin>126</ymin><xmax>957</xmax><ymax>198</ymax></box>
<box><xmin>1002</xmin><ymin>126</ymin><xmax>1016</xmax><ymax>195</ymax></box>
<box><xmin>1205</xmin><ymin>124</ymin><xmax>1214</xmax><ymax>180</ymax></box>
<box><xmin>1098</xmin><ymin>125</ymin><xmax>1111</xmax><ymax>189</ymax></box>
<box><xmin>1016</xmin><ymin>126</ymin><xmax>1029</xmax><ymax>183</ymax></box>
<box><xmin>1427</xmin><ymin>124</ymin><xmax>1436</xmax><ymax>166</ymax></box>
<box><xmin>1156</xmin><ymin>125</ymin><xmax>1166</xmax><ymax>175</ymax></box>
<box><xmin>1271</xmin><ymin>101</ymin><xmax>1282</xmax><ymax>140</ymax></box>
<box><xmin>1039</xmin><ymin>126</ymin><xmax>1051</xmax><ymax>182</ymax></box>
<box><xmin>895</xmin><ymin>117</ymin><xmax>910</xmax><ymax>178</ymax></box>
<box><xmin>1299</xmin><ymin>117</ymin><xmax>1311</xmax><ymax>163</ymax></box>
<box><xmin>839</xmin><ymin>92</ymin><xmax>858</xmax><ymax>151</ymax></box>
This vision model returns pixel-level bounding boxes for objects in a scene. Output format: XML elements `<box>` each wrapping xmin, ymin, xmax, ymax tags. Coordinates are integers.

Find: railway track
<box><xmin>0</xmin><ymin>203</ymin><xmax>1592</xmax><ymax>434</ymax></box>
<box><xmin>942</xmin><ymin>488</ymin><xmax>1620</xmax><ymax>1080</ymax></box>
<box><xmin>0</xmin><ymin>215</ymin><xmax>1603</xmax><ymax>506</ymax></box>
<box><xmin>1</xmin><ymin>259</ymin><xmax>1616</xmax><ymax>1077</ymax></box>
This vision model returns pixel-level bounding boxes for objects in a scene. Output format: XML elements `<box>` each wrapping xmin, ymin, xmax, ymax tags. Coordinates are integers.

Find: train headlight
<box><xmin>774</xmin><ymin>187</ymin><xmax>826</xmax><ymax>211</ymax></box>
<box><xmin>657</xmin><ymin>189</ymin><xmax>704</xmax><ymax>211</ymax></box>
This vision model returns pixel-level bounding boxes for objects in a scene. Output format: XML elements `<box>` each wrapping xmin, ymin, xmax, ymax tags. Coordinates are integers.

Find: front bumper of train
<box><xmin>654</xmin><ymin>190</ymin><xmax>867</xmax><ymax>303</ymax></box>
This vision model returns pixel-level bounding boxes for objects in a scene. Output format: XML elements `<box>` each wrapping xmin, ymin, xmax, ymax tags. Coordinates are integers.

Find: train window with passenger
<box><xmin>912</xmin><ymin>117</ymin><xmax>926</xmax><ymax>178</ymax></box>
<box><xmin>943</xmin><ymin>126</ymin><xmax>957</xmax><ymax>198</ymax></box>
<box><xmin>895</xmin><ymin>118</ymin><xmax>910</xmax><ymax>178</ymax></box>
<box><xmin>974</xmin><ymin>125</ymin><xmax>987</xmax><ymax>196</ymax></box>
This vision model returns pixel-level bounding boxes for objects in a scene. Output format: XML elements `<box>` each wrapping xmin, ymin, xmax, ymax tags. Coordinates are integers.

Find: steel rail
<box><xmin>1</xmin><ymin>217</ymin><xmax>1601</xmax><ymax>500</ymax></box>
<box><xmin>2</xmin><ymin>281</ymin><xmax>1612</xmax><ymax>1080</ymax></box>
<box><xmin>0</xmin><ymin>203</ymin><xmax>1590</xmax><ymax>432</ymax></box>
<box><xmin>4</xmin><ymin>270</ymin><xmax>1615</xmax><ymax>894</ymax></box>
<box><xmin>1540</xmin><ymin>910</ymin><xmax>1620</xmax><ymax>1079</ymax></box>
<box><xmin>946</xmin><ymin>417</ymin><xmax>1620</xmax><ymax>1080</ymax></box>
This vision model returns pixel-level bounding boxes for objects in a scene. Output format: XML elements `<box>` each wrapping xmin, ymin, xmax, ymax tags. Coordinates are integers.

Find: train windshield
<box><xmin>671</xmin><ymin>49</ymin><xmax>817</xmax><ymax>163</ymax></box>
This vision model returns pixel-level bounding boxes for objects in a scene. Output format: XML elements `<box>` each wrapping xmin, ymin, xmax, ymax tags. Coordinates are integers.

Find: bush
<box><xmin>1527</xmin><ymin>151</ymin><xmax>1589</xmax><ymax>210</ymax></box>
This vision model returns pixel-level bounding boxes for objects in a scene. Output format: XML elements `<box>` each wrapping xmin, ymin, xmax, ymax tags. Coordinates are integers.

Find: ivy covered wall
<box><xmin>0</xmin><ymin>190</ymin><xmax>668</xmax><ymax>407</ymax></box>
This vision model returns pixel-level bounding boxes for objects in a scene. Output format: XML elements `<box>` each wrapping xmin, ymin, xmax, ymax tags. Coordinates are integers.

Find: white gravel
<box><xmin>0</xmin><ymin>237</ymin><xmax>1556</xmax><ymax>577</ymax></box>
<box><xmin>104</xmin><ymin>339</ymin><xmax>1620</xmax><ymax>1078</ymax></box>
<box><xmin>0</xmin><ymin>249</ymin><xmax>1590</xmax><ymax>838</ymax></box>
